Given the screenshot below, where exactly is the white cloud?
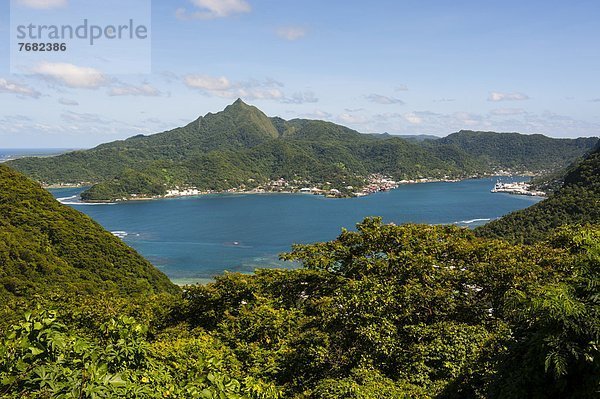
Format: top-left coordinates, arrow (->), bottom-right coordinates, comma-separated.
17,0 -> 67,9
61,111 -> 107,124
184,74 -> 305,102
184,75 -> 231,91
403,112 -> 423,125
362,108 -> 600,138
238,87 -> 284,101
490,108 -> 526,116
176,0 -> 251,20
282,91 -> 318,104
3,115 -> 33,122
276,26 -> 307,41
0,111 -> 176,147
160,71 -> 179,83
300,110 -> 332,119
109,84 -> 161,97
58,98 -> 79,106
31,62 -> 107,89
366,94 -> 405,105
488,91 -> 529,102
395,84 -> 409,91
338,113 -> 369,125
0,78 -> 41,98
453,111 -> 482,126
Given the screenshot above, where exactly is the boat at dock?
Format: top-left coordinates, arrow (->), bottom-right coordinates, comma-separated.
491,181 -> 546,197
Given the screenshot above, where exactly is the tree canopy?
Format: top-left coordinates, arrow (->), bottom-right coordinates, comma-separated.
2,215 -> 598,398
0,164 -> 179,316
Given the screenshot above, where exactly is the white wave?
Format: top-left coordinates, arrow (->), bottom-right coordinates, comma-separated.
112,231 -> 128,238
57,195 -> 78,202
454,218 -> 492,224
60,201 -> 116,206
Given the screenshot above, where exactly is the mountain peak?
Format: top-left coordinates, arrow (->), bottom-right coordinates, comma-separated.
225,98 -> 251,110
221,98 -> 255,115
198,99 -> 280,140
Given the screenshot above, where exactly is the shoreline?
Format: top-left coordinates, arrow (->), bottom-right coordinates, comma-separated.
50,174 -> 542,204
43,183 -> 88,189
490,180 -> 547,198
76,177 -> 470,203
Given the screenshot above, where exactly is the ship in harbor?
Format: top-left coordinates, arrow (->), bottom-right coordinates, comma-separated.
491,181 -> 546,197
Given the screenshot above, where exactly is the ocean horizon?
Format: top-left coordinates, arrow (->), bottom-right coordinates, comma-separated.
0,148 -> 78,162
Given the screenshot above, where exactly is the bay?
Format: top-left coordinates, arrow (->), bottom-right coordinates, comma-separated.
50,177 -> 542,284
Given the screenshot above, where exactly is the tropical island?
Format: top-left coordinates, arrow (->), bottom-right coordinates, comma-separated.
7,100 -> 598,202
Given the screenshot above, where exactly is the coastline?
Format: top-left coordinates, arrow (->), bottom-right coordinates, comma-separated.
76,177 -> 467,203
51,174 -> 541,204
490,180 -> 547,198
43,183 -> 88,189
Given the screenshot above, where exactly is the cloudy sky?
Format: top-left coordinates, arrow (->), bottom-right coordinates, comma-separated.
1,0 -> 599,148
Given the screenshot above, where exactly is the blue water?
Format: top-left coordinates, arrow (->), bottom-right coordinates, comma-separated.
50,177 -> 543,284
0,148 -> 75,162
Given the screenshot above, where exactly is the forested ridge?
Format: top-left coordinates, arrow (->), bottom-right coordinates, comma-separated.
437,130 -> 597,171
0,164 -> 178,303
7,100 -> 598,201
1,162 -> 599,398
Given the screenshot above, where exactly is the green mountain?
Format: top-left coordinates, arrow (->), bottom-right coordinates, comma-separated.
7,100 -> 598,201
0,164 -> 179,304
437,130 -> 598,171
476,143 -> 600,243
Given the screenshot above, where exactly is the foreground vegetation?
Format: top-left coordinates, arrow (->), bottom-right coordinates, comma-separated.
7,100 -> 597,201
1,219 -> 598,398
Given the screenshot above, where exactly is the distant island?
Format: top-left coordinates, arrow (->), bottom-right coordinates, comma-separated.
7,99 -> 598,202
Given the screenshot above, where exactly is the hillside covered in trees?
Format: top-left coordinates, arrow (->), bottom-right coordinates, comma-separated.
0,165 -> 598,398
0,164 -> 179,309
476,143 -> 600,243
1,217 -> 598,397
437,130 -> 597,171
7,100 -> 597,201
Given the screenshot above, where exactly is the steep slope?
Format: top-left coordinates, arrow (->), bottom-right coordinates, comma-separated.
6,99 -> 278,184
437,130 -> 598,171
7,101 -> 598,201
0,165 -> 179,303
476,144 -> 600,243
8,101 -> 480,201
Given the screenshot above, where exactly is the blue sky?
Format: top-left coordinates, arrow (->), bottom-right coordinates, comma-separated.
0,0 -> 599,148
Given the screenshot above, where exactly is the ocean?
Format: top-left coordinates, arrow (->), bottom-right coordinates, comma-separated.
0,148 -> 75,162
49,177 -> 542,285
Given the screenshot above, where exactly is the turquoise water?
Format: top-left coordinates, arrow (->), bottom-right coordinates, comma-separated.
50,177 -> 542,284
